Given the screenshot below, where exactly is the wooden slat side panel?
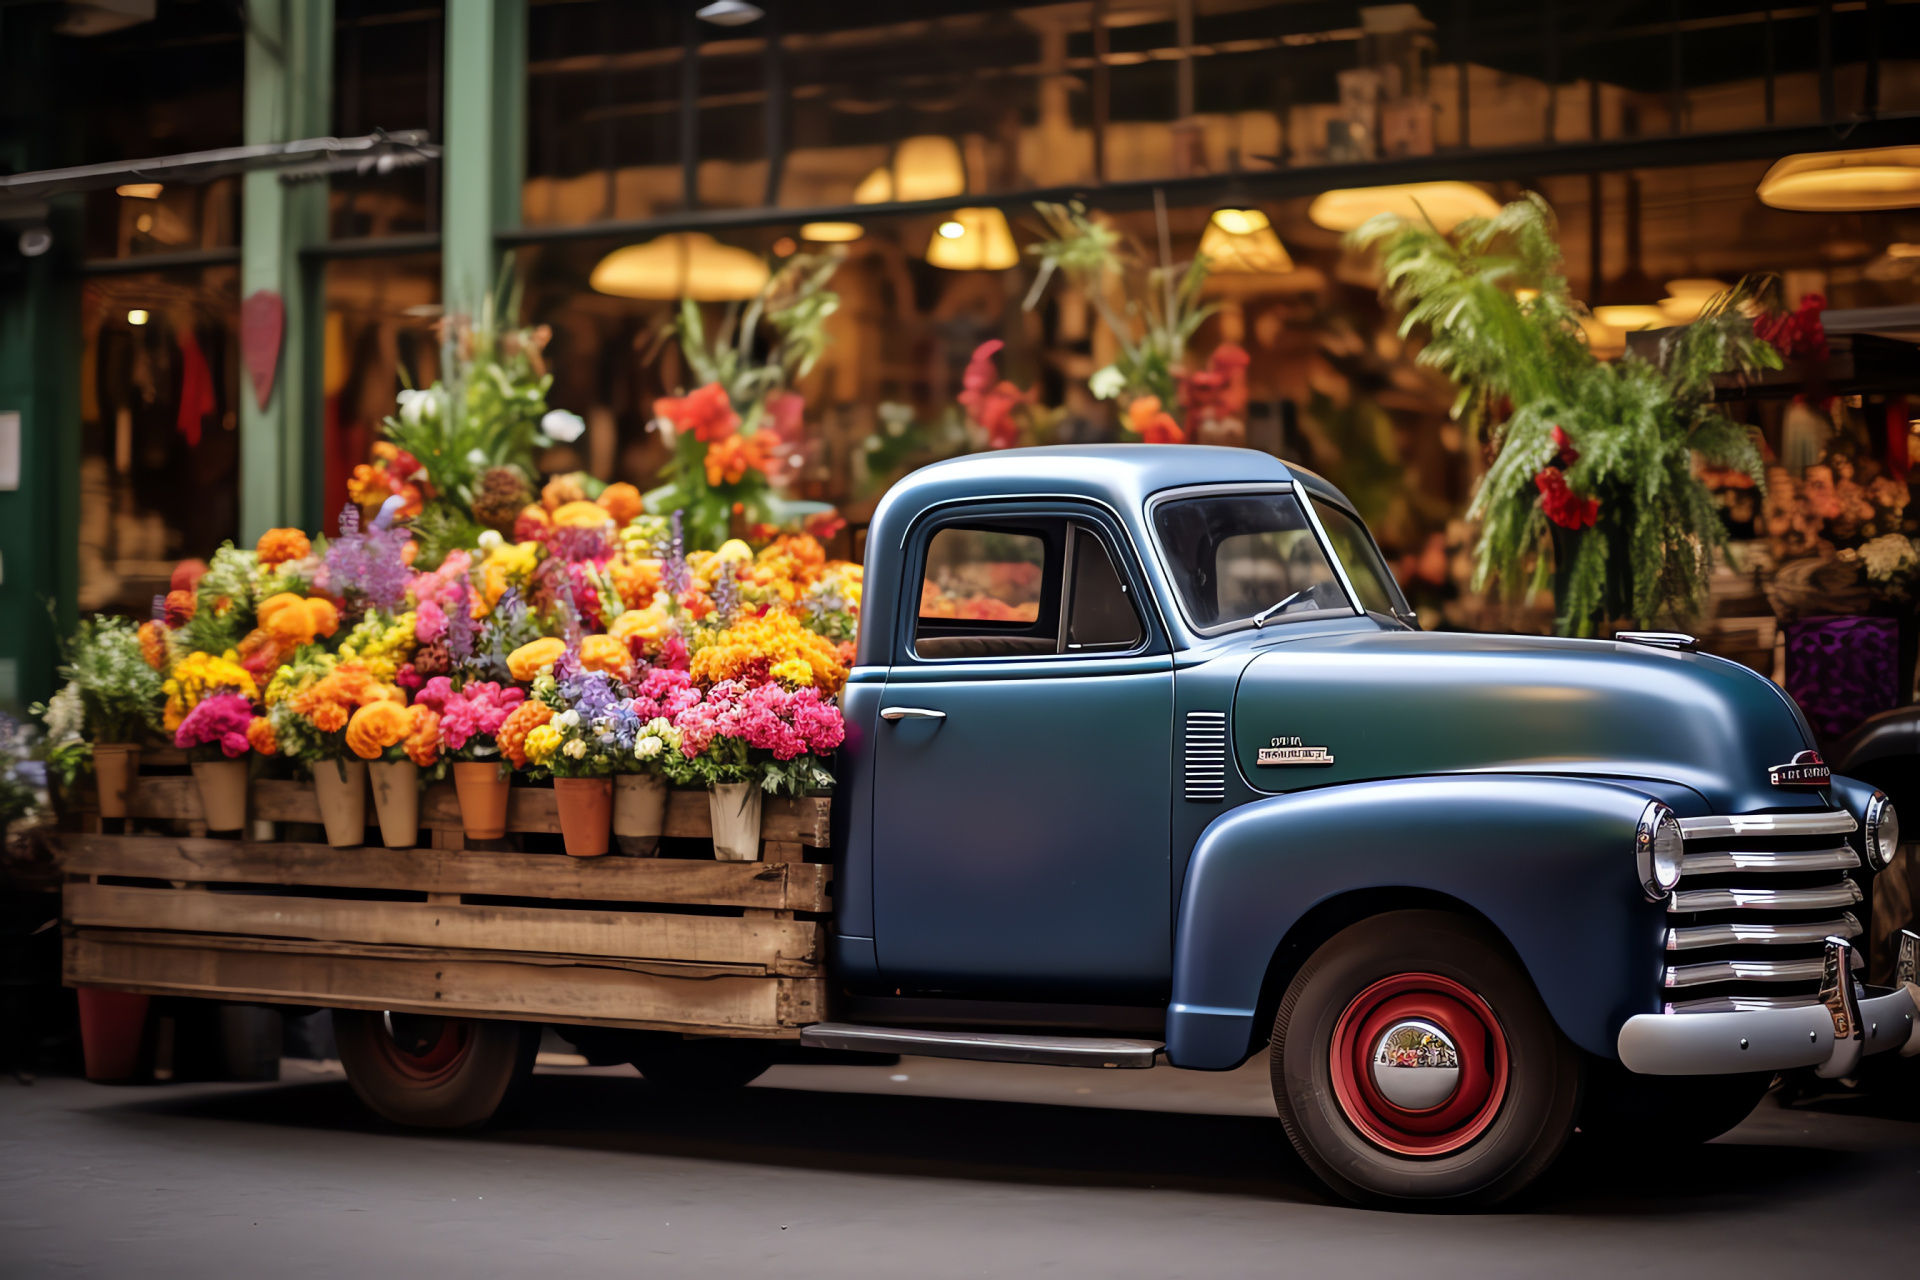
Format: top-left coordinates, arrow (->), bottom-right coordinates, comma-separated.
251,779 -> 321,824
126,776 -> 198,821
66,883 -> 821,971
55,834 -> 812,909
64,935 -> 799,1034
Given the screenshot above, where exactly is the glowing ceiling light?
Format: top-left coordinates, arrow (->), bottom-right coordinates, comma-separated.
925,207 -> 1018,271
589,232 -> 770,301
1656,278 -> 1730,323
799,221 -> 865,243
854,135 -> 967,205
127,309 -> 149,325
1591,304 -> 1668,332
1198,208 -> 1294,274
695,0 -> 763,26
1758,146 -> 1920,212
116,183 -> 162,199
1307,181 -> 1503,233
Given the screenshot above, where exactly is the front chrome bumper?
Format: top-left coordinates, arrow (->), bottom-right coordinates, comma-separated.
1617,932 -> 1920,1077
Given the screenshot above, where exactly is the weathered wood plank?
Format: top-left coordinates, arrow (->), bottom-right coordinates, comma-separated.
56,834 -> 832,912
126,775 -> 198,820
67,882 -> 822,972
252,779 -> 322,824
64,933 -> 815,1034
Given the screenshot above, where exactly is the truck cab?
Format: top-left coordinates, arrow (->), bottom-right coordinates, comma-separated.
807,443 -> 1920,1207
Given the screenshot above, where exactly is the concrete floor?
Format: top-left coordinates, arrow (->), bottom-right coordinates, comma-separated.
2,1051 -> 1917,1279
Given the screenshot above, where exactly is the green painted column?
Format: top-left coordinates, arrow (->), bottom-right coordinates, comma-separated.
442,0 -> 526,315
240,0 -> 332,543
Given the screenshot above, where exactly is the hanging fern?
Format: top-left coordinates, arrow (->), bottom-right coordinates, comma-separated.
1352,194 -> 1781,635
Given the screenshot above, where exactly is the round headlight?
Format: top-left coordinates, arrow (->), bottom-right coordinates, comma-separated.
1637,802 -> 1684,900
1864,791 -> 1899,871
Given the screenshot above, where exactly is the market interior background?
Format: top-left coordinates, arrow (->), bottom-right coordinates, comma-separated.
2,0 -> 1919,1076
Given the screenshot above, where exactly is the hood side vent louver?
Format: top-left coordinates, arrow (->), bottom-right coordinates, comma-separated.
1184,710 -> 1227,803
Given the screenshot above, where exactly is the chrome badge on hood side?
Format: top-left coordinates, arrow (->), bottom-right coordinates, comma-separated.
1769,750 -> 1832,788
1258,736 -> 1335,767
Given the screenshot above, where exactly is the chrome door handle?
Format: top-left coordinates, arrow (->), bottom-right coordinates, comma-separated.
880,707 -> 947,722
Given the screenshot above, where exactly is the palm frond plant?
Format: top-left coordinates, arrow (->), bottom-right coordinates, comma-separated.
1352,194 -> 1781,635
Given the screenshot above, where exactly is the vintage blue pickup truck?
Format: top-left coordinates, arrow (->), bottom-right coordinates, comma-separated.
786,443 -> 1920,1207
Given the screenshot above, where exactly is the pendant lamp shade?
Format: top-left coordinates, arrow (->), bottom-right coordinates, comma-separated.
1591,304 -> 1669,332
854,135 -> 967,205
1198,208 -> 1294,273
590,232 -> 770,301
1308,181 -> 1502,233
924,207 -> 1019,271
799,221 -> 865,242
1758,147 -> 1920,211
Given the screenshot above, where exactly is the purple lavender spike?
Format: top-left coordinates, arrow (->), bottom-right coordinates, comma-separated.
447,579 -> 474,661
151,594 -> 167,624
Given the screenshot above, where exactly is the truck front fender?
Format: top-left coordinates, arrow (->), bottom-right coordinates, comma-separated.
1167,774 -> 1669,1068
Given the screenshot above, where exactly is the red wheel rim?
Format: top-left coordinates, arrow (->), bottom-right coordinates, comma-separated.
1329,973 -> 1510,1157
371,1013 -> 473,1085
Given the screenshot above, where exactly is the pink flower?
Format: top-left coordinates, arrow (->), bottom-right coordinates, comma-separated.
414,599 -> 448,645
413,676 -> 454,713
409,550 -> 473,609
175,691 -> 256,757
630,666 -> 701,721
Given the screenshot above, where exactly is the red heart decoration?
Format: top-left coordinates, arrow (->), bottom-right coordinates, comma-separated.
241,289 -> 285,411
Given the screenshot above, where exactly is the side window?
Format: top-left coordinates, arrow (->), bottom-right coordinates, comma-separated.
1066,526 -> 1143,651
915,525 -> 1060,659
1309,499 -> 1407,618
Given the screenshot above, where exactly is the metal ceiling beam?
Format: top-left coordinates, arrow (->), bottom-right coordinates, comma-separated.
0,130 -> 436,204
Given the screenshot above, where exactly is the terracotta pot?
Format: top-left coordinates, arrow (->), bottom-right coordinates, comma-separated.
92,743 -> 141,819
369,759 -> 420,848
709,782 -> 763,861
77,987 -> 149,1082
612,773 -> 668,856
191,759 -> 249,831
311,757 -> 369,847
554,777 -> 613,858
452,761 -> 510,840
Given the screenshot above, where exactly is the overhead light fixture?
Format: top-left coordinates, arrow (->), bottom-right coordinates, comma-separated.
116,183 -> 162,199
1307,181 -> 1503,233
799,221 -> 865,243
924,207 -> 1018,271
1758,146 -> 1920,211
1198,208 -> 1295,274
854,135 -> 967,205
127,309 -> 149,326
1579,316 -> 1626,358
695,0 -> 763,26
590,232 -> 770,302
17,227 -> 51,257
1656,278 -> 1730,324
1591,304 -> 1668,332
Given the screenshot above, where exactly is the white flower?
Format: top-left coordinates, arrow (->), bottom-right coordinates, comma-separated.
555,709 -> 580,729
477,529 -> 504,551
562,739 -> 587,760
1859,534 -> 1919,582
465,448 -> 488,467
45,682 -> 84,745
541,409 -> 587,443
636,736 -> 662,759
397,387 -> 441,427
1088,365 -> 1126,400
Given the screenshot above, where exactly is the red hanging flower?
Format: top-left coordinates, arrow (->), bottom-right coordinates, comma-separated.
1535,466 -> 1600,530
654,382 -> 740,443
958,340 -> 1032,450
1753,293 -> 1829,362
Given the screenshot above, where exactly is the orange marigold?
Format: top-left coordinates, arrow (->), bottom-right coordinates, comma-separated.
258,593 -> 341,647
346,699 -> 410,760
598,482 -> 644,526
288,662 -> 393,736
579,633 -> 633,682
246,716 -> 278,756
507,636 -> 567,683
552,500 -> 613,530
403,704 -> 441,768
541,474 -> 587,511
496,699 -> 554,771
137,620 -> 170,671
256,527 -> 312,567
609,556 -> 663,611
703,431 -> 772,487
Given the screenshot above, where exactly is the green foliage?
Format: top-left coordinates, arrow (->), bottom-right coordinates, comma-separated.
32,682 -> 92,785
177,543 -> 258,656
61,617 -> 164,743
1025,201 -> 1215,412
1353,194 -> 1781,634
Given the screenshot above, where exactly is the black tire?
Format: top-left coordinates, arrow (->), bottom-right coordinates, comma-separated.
1271,910 -> 1583,1209
1579,1058 -> 1774,1147
628,1034 -> 775,1091
333,1010 -> 539,1129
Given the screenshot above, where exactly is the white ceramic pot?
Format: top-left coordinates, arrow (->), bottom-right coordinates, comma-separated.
612,773 -> 668,857
312,757 -> 369,848
708,782 -> 763,862
368,759 -> 420,848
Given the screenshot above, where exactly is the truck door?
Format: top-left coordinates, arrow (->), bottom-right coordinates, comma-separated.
871,506 -> 1174,1001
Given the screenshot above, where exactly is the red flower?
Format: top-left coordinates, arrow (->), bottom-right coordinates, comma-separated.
1754,293 -> 1829,362
957,341 -> 1032,449
1535,466 -> 1599,529
654,382 -> 740,444
1550,424 -> 1580,466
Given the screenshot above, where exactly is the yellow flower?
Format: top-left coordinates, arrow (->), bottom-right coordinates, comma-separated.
552,500 -> 614,530
522,723 -> 563,767
162,650 -> 259,731
337,611 -> 418,683
507,636 -> 567,683
480,540 -> 543,613
689,608 -> 847,693
769,657 -> 815,687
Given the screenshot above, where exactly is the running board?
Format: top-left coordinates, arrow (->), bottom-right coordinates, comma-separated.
798,1022 -> 1163,1069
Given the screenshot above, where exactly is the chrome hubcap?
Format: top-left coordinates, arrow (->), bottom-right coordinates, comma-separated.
1369,1018 -> 1461,1112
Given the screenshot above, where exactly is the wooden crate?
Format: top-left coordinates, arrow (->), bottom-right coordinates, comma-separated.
59,780 -> 832,1038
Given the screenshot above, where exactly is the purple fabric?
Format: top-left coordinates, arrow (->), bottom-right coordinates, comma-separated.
1785,615 -> 1899,741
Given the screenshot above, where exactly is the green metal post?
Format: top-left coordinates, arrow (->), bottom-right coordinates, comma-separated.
240,0 -> 332,543
443,0 -> 526,316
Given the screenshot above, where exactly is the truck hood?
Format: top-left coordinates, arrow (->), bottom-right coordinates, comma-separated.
1232,630 -> 1820,817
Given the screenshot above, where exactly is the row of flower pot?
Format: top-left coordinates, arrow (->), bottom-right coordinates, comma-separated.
95,742 -> 767,860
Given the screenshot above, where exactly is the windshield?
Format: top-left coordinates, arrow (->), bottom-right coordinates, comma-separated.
1309,498 -> 1408,619
1151,490 -> 1352,632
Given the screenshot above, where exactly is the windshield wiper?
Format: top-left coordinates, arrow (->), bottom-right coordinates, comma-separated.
1251,589 -> 1308,628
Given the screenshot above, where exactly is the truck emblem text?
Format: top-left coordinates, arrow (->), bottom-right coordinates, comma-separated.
1258,736 -> 1335,767
1767,749 -> 1831,788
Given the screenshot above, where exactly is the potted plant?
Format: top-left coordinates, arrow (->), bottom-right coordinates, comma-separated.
265,654 -> 400,847
346,699 -> 440,848
61,616 -> 164,819
612,666 -> 703,855
520,661 -> 637,858
671,679 -> 842,861
164,651 -> 262,832
412,676 -> 526,841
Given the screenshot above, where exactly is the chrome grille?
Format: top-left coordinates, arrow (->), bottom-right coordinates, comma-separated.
1183,711 -> 1227,803
1663,809 -> 1866,1011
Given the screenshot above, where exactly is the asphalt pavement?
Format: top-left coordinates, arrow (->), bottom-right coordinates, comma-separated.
2,1048 -> 1917,1278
